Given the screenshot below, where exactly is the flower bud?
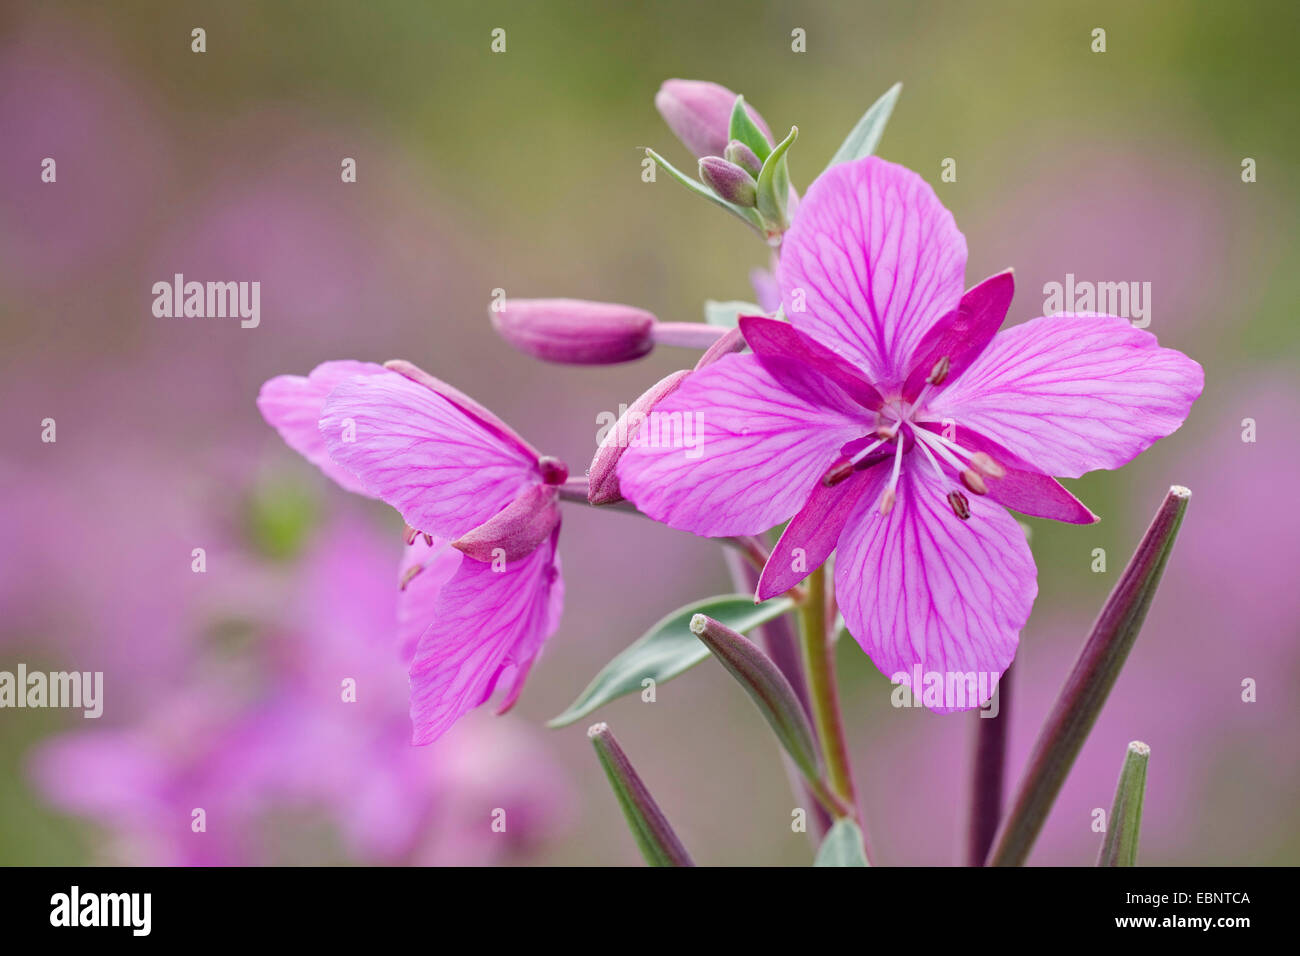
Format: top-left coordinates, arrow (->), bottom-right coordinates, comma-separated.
654,78 -> 772,159
491,298 -> 656,365
698,156 -> 758,208
724,139 -> 763,178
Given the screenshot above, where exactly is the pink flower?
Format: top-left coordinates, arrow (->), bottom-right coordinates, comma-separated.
258,359 -> 566,743
618,157 -> 1203,709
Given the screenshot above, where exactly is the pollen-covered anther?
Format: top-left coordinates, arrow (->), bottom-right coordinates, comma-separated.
879,487 -> 897,515
821,457 -> 854,487
969,452 -> 1006,479
927,355 -> 951,386
400,563 -> 424,591
947,490 -> 971,520
402,525 -> 419,546
960,469 -> 988,495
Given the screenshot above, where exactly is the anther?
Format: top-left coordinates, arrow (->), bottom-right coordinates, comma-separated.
947,490 -> 971,520
879,487 -> 897,515
927,355 -> 951,387
400,563 -> 424,591
402,525 -> 419,546
969,452 -> 1005,479
960,469 -> 988,495
822,457 -> 854,487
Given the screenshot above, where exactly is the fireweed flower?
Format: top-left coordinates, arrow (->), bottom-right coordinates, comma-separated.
258,359 -> 566,743
618,157 -> 1203,708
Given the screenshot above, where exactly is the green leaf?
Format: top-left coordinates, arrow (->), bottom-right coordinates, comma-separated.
645,148 -> 764,233
814,819 -> 870,866
825,82 -> 902,172
756,126 -> 799,232
548,593 -> 797,728
704,299 -> 763,327
728,95 -> 772,162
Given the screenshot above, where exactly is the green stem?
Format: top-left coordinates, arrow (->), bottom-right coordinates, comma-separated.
798,566 -> 861,826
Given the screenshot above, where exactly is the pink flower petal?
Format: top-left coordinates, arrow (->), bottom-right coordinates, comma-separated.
779,157 -> 967,389
901,269 -> 1015,402
928,314 -> 1204,478
756,468 -> 868,601
256,360 -> 390,495
616,353 -> 866,537
835,466 -> 1036,712
739,315 -> 884,410
397,537 -> 462,666
320,371 -> 540,539
408,528 -> 562,745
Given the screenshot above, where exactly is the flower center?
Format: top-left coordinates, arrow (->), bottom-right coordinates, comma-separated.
821,377 -> 1006,521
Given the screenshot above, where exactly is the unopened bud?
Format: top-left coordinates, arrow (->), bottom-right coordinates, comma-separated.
699,156 -> 758,207
491,298 -> 656,365
724,139 -> 762,177
654,78 -> 773,159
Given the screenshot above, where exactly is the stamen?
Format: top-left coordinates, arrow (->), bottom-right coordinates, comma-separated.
969,451 -> 1006,479
914,428 -> 968,474
849,437 -> 886,467
947,490 -> 971,520
403,525 -> 419,546
423,532 -> 434,547
821,457 -> 854,487
961,469 -> 988,495
927,355 -> 950,386
400,563 -> 424,590
879,434 -> 906,515
908,422 -> 948,483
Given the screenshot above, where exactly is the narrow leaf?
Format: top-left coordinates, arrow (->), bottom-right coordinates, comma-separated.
548,594 -> 797,727
645,147 -> 764,233
825,82 -> 902,172
756,126 -> 799,231
814,819 -> 869,866
690,614 -> 820,783
588,722 -> 694,866
704,299 -> 763,327
728,94 -> 772,162
988,486 -> 1190,866
1097,741 -> 1149,867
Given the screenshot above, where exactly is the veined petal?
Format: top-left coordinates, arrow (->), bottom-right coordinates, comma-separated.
835,466 -> 1036,712
617,353 -> 866,537
739,315 -> 884,410
928,314 -> 1204,478
901,269 -> 1015,402
778,157 -> 967,388
757,469 -> 868,601
256,360 -> 390,496
914,423 -> 1097,524
409,528 -> 562,745
396,537 -> 462,666
320,371 -> 539,539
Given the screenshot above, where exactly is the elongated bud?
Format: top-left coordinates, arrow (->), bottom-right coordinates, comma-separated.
451,483 -> 560,563
655,78 -> 772,159
1097,741 -> 1149,867
698,156 -> 758,207
690,614 -> 822,785
724,139 -> 762,177
587,722 -> 695,866
491,298 -> 656,365
989,486 -> 1191,866
588,370 -> 690,505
